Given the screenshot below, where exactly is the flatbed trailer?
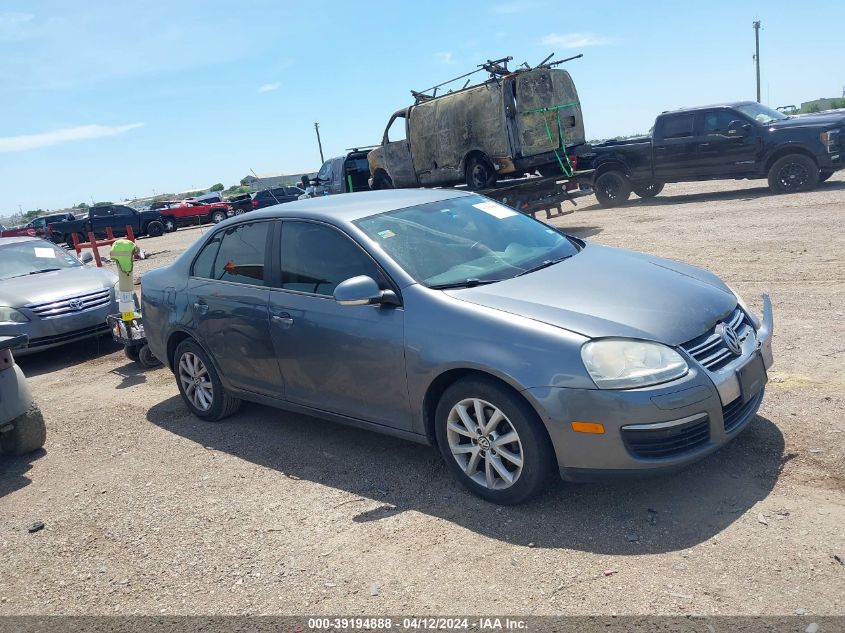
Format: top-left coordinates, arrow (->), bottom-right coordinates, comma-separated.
468,169 -> 594,219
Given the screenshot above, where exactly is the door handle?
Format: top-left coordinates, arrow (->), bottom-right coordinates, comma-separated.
272,313 -> 294,329
698,142 -> 711,147
192,302 -> 209,315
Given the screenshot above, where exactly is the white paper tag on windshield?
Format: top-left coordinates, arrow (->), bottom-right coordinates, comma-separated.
33,247 -> 56,258
473,201 -> 517,219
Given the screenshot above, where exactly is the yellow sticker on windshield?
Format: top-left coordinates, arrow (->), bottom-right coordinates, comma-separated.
473,201 -> 517,219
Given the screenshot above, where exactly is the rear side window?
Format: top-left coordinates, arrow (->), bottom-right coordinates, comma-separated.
279,221 -> 384,296
660,114 -> 695,139
192,222 -> 269,285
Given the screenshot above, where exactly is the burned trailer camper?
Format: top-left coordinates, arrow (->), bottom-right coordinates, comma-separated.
368,56 -> 588,190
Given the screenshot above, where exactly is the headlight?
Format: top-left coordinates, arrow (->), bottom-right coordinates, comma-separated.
0,306 -> 30,324
726,284 -> 759,328
581,339 -> 688,389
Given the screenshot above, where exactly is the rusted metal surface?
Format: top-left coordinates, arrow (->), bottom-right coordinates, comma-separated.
368,67 -> 586,189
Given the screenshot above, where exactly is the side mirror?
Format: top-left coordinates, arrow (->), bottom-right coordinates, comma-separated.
727,120 -> 751,136
80,251 -> 94,264
333,275 -> 400,307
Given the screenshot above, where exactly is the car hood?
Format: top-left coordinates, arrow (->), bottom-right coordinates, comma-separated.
447,243 -> 737,346
0,266 -> 117,307
768,113 -> 845,129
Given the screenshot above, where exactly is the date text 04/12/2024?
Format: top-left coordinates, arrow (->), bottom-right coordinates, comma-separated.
306,617 -> 527,630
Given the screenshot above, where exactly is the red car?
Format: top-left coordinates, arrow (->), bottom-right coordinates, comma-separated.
158,200 -> 232,232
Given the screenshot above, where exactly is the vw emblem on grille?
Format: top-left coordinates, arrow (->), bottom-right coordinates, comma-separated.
715,322 -> 742,355
68,299 -> 84,311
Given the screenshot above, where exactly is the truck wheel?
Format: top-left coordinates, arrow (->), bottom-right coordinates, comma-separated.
819,169 -> 834,183
465,155 -> 497,189
138,344 -> 162,368
146,221 -> 165,237
1,405 -> 47,456
632,181 -> 664,198
768,154 -> 819,193
372,172 -> 394,190
594,170 -> 632,207
211,210 -> 227,224
163,218 -> 176,233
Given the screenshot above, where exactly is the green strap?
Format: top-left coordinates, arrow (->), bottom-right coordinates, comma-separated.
522,101 -> 578,177
347,175 -> 354,193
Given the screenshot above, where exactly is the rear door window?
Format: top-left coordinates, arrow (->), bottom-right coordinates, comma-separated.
192,221 -> 269,285
659,114 -> 695,139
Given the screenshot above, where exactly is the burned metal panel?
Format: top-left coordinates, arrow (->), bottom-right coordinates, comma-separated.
514,68 -> 585,158
409,83 -> 511,186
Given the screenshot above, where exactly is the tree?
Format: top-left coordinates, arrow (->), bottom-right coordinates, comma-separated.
209,183 -> 224,192
93,201 -> 113,206
73,202 -> 89,209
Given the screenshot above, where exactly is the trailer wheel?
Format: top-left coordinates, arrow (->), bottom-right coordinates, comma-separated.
138,344 -> 162,368
594,170 -> 632,208
146,221 -> 165,237
632,181 -> 664,198
465,155 -> 497,189
1,405 -> 47,456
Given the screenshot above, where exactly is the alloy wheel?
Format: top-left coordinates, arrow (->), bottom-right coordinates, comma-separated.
777,162 -> 809,191
178,351 -> 213,411
446,398 -> 524,490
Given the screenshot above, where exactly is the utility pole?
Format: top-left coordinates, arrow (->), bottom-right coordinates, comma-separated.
314,122 -> 325,164
753,20 -> 761,103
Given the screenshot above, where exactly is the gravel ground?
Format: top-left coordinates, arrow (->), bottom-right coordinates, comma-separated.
1,175 -> 843,616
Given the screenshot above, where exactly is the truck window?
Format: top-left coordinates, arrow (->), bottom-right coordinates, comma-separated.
386,114 -> 407,142
702,111 -> 736,135
317,160 -> 333,182
660,114 -> 695,139
113,206 -> 135,217
91,207 -> 112,217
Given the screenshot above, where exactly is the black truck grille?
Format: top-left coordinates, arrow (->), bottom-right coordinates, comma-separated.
622,417 -> 711,459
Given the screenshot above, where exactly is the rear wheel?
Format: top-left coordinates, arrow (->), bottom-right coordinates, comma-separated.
819,169 -> 834,183
0,405 -> 47,456
632,181 -> 664,198
173,339 -> 240,421
465,155 -> 497,189
593,170 -> 632,207
435,377 -> 555,504
767,154 -> 819,193
211,210 -> 227,224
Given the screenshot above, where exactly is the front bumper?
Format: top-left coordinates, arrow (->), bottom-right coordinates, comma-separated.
526,295 -> 774,480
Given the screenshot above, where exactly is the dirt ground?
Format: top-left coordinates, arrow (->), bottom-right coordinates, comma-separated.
1,175 -> 843,617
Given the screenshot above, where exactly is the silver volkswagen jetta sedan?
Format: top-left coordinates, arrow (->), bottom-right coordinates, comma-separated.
0,237 -> 118,355
142,190 -> 773,504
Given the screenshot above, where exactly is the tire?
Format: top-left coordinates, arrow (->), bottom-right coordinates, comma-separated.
767,154 -> 819,194
371,172 -> 393,190
124,345 -> 141,362
632,181 -> 664,198
434,376 -> 555,505
465,155 -> 497,189
1,405 -> 47,456
163,218 -> 177,233
211,210 -> 227,224
173,339 -> 240,421
819,169 -> 834,183
138,344 -> 162,368
146,221 -> 165,237
233,209 -> 245,216
593,170 -> 632,207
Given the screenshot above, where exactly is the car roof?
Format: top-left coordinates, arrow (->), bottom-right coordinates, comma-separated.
242,188 -> 473,223
0,236 -> 42,246
659,101 -> 757,115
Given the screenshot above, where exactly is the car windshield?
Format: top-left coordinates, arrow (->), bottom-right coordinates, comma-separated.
736,102 -> 788,124
0,240 -> 83,280
354,195 -> 581,288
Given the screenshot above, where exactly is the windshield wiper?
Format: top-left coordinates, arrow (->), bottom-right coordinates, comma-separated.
515,255 -> 573,277
28,268 -> 61,275
429,278 -> 503,290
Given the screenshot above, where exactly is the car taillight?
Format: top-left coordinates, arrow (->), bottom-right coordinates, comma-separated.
251,200 -> 258,207
568,155 -> 578,171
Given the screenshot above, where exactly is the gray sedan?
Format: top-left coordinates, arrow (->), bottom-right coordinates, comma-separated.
0,237 -> 118,355
141,190 -> 773,504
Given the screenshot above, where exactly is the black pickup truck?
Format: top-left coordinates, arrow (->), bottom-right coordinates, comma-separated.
49,204 -> 166,247
586,101 -> 844,207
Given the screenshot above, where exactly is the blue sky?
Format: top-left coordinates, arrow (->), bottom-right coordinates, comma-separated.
1,0 -> 843,212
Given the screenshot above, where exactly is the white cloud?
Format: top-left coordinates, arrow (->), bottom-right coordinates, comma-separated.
436,51 -> 455,65
539,32 -> 611,48
0,123 -> 143,153
257,82 -> 280,93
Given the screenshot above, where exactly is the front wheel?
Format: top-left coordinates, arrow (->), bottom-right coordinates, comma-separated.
434,377 -> 555,504
593,170 -> 632,207
0,405 -> 47,456
173,340 -> 240,421
632,181 -> 664,198
768,154 -> 819,194
146,221 -> 165,237
211,210 -> 227,224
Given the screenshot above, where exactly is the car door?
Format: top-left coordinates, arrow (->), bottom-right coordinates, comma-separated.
267,219 -> 411,429
111,205 -> 137,236
652,113 -> 698,180
89,206 -> 114,236
381,110 -> 419,188
186,220 -> 285,397
696,109 -> 761,176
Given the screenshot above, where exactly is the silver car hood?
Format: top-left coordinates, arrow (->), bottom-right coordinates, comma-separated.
0,266 -> 117,307
447,243 -> 737,346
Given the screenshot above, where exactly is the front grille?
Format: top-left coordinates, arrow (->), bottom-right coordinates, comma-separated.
682,307 -> 753,371
27,323 -> 110,349
722,388 -> 765,433
622,417 -> 711,459
26,288 -> 112,318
